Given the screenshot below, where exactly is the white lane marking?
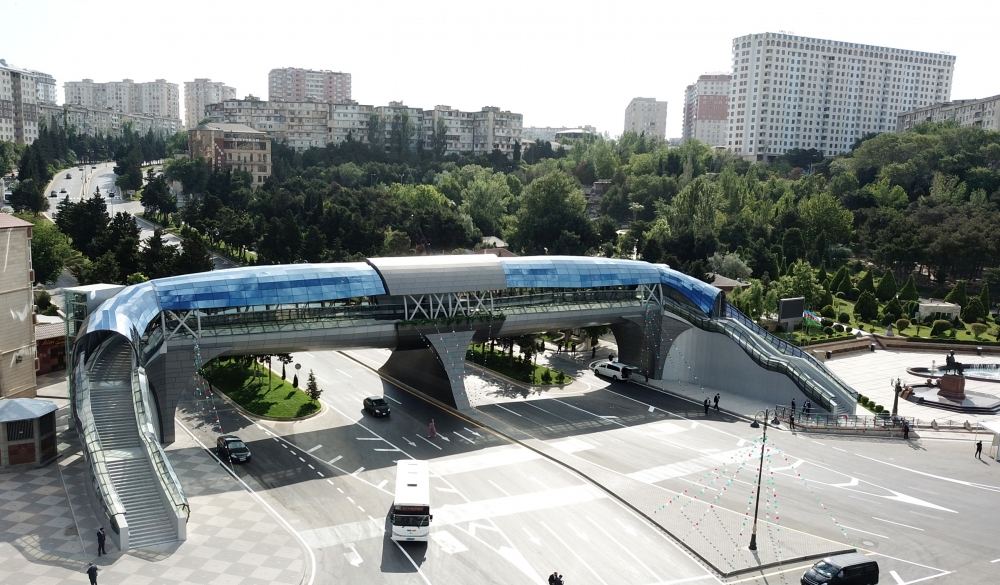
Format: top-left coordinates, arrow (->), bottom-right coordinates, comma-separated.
586,517 -> 663,583
854,453 -> 1000,493
487,479 -> 511,497
402,436 -> 417,447
357,506 -> 365,512
833,447 -> 848,453
871,517 -> 924,531
435,486 -> 459,494
383,394 -> 401,404
351,467 -> 365,476
491,403 -> 524,417
176,421 -> 317,585
432,446 -> 539,476
452,431 -> 475,444
539,520 -> 611,585
337,488 -> 344,494
648,406 -> 655,413
327,455 -> 343,464
307,444 -> 323,453
550,437 -> 596,454
431,529 -> 469,554
657,577 -> 717,584
344,542 -> 363,567
326,479 -> 336,486
839,524 -> 889,539
346,497 -> 355,504
463,427 -> 482,437
336,369 -> 353,378
298,457 -> 306,463
272,437 -> 280,442
374,448 -> 401,452
771,459 -> 805,472
418,436 -> 443,450
317,472 -> 324,478
376,479 -> 388,490
990,558 -> 1000,563
680,477 -> 719,492
889,570 -> 905,585
356,437 -> 384,441
308,464 -> 315,470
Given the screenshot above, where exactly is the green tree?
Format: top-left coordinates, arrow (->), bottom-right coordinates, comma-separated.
114,142 -> 144,193
140,175 -> 176,217
979,282 -> 991,311
798,192 -> 853,246
963,296 -> 986,322
781,228 -> 805,263
897,275 -> 919,302
944,280 -> 968,308
707,251 -> 751,280
126,272 -> 149,285
19,214 -> 76,284
770,260 -> 823,309
854,290 -> 879,322
970,322 -> 988,339
459,172 -> 511,237
510,171 -> 595,255
381,227 -> 410,255
875,270 -> 897,302
98,212 -> 142,279
856,271 -> 875,295
141,228 -> 179,279
306,369 -> 322,401
430,118 -> 448,160
10,178 -> 47,213
174,226 -> 213,274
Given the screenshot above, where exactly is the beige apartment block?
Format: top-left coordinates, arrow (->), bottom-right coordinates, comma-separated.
0,215 -> 36,399
683,74 -> 731,147
268,67 -> 351,103
189,123 -> 272,186
624,97 -> 668,140
184,79 -> 236,129
728,32 -> 955,160
897,94 -> 1000,132
204,98 -> 329,151
39,103 -> 180,137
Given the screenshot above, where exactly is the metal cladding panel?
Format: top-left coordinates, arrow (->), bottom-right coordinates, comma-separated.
656,264 -> 721,316
368,255 -> 507,295
152,263 -> 385,310
500,256 -> 662,289
85,282 -> 161,341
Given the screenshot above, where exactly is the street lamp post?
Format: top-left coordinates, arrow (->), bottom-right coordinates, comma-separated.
748,408 -> 778,551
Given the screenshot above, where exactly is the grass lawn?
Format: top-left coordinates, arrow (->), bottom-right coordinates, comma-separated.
831,297 -> 999,342
467,344 -> 568,385
202,358 -> 320,419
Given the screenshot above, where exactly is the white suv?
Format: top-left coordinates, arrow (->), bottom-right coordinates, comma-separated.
591,360 -> 637,381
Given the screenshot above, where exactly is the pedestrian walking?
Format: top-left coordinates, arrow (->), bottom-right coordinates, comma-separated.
548,571 -> 559,585
791,399 -> 796,415
803,401 -> 811,417
85,562 -> 99,585
96,527 -> 106,556
902,420 -> 910,439
713,393 -> 720,411
703,398 -> 710,416
557,574 -> 565,585
591,346 -> 597,358
976,440 -> 983,459
789,412 -> 795,430
428,418 -> 437,439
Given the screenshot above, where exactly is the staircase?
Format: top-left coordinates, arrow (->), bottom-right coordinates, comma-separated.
89,342 -> 178,548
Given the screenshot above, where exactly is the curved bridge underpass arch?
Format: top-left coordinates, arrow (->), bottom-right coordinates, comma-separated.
67,255 -> 856,550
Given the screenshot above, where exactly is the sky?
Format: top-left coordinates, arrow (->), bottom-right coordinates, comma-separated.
4,0 -> 998,138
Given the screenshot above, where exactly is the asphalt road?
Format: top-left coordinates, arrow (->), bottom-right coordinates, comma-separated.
182,348 -> 1000,585
179,351 -> 719,585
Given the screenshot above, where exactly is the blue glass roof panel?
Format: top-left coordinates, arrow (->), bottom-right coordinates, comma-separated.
500,256 -> 662,289
656,264 -> 722,316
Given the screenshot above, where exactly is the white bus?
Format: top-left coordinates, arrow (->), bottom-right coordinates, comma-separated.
390,459 -> 432,542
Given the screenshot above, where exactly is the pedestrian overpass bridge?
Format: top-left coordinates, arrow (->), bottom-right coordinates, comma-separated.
67,255 -> 857,550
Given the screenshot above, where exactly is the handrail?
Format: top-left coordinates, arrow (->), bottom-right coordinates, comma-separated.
73,343 -> 128,529
132,361 -> 189,521
660,297 -> 843,413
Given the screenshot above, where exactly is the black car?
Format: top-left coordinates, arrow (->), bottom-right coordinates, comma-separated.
59,187 -> 67,193
363,396 -> 391,417
216,435 -> 251,463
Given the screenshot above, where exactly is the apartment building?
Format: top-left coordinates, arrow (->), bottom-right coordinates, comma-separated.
0,59 -> 57,145
38,103 -> 181,137
624,98 -> 668,139
728,32 -> 955,160
64,78 -> 181,121
0,214 -> 36,399
683,74 -> 731,147
897,94 -> 1000,132
210,98 -> 522,156
184,78 -> 235,129
188,122 -> 271,186
204,98 -> 329,150
268,67 -> 351,103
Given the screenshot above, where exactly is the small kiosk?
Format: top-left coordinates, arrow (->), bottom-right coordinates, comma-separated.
982,419 -> 1000,462
0,398 -> 58,468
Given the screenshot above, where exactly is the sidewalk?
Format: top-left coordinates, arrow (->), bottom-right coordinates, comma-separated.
0,374 -> 307,585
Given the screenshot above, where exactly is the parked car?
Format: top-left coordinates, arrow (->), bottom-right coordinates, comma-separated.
50,190 -> 57,196
59,187 -> 67,193
216,435 -> 251,463
77,167 -> 84,171
800,553 -> 878,584
91,165 -> 97,169
590,359 -> 638,381
65,173 -> 72,179
363,396 -> 391,417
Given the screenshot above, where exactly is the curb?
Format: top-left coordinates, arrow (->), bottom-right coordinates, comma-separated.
204,379 -> 324,422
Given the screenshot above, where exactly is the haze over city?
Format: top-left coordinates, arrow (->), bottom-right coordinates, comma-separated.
5,0 -> 998,136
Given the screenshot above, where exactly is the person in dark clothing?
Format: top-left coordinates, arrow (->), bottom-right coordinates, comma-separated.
704,398 -> 710,416
713,393 -> 720,411
976,440 -> 983,459
791,399 -> 796,415
789,412 -> 795,430
86,562 -> 99,585
902,421 -> 910,439
96,527 -> 106,556
549,571 -> 558,585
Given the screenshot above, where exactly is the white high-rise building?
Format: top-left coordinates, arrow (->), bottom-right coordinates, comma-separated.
0,59 -> 57,144
268,67 -> 351,103
898,95 -> 1000,133
64,78 -> 180,121
184,79 -> 236,129
683,74 -> 731,147
624,98 -> 668,139
728,32 -> 955,160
